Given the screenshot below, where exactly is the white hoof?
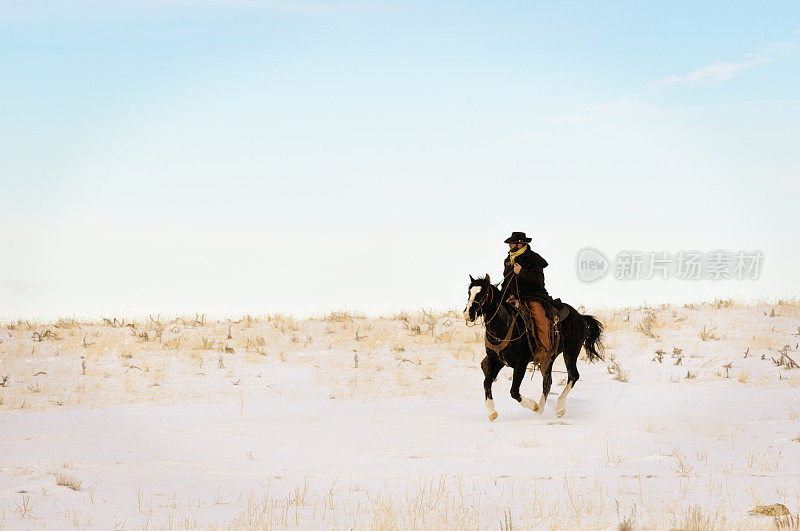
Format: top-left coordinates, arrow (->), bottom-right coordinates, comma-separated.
520,397 -> 538,412
486,399 -> 498,421
537,395 -> 547,415
555,382 -> 572,419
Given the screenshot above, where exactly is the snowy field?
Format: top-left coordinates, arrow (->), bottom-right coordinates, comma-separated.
1,301 -> 800,529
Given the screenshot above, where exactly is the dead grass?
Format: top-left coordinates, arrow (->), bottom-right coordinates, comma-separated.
519,435 -> 541,448
634,312 -> 661,338
775,514 -> 800,530
604,444 -> 627,468
1,302 -> 797,410
2,302 -> 800,528
54,470 -> 82,491
669,449 -> 694,477
607,355 -> 629,382
29,477 -> 783,530
700,325 -> 721,341
668,505 -> 727,530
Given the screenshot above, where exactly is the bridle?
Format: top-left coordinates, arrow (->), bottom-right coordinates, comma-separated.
464,273 -> 528,345
464,284 -> 495,328
465,269 -> 514,325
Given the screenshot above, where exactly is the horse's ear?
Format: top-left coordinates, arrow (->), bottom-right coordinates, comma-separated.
469,274 -> 474,282
484,274 -> 491,283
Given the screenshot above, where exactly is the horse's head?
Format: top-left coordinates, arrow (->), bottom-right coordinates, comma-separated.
464,274 -> 493,322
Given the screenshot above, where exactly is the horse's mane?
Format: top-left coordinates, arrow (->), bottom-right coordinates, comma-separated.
481,279 -> 515,317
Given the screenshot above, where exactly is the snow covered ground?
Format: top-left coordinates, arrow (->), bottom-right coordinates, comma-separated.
1,301 -> 800,528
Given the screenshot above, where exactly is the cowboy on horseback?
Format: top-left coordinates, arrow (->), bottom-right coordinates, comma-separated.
463,233 -> 604,421
464,234 -> 604,420
502,231 -> 555,358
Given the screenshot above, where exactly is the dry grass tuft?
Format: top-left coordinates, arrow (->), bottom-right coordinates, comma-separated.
519,435 -> 541,448
669,450 -> 693,477
669,505 -> 726,530
604,444 -> 627,468
634,312 -> 660,338
14,493 -> 40,519
616,500 -> 636,531
322,310 -> 363,322
606,355 -> 629,383
749,503 -> 790,517
54,470 -> 83,491
699,325 -> 720,341
775,513 -> 800,530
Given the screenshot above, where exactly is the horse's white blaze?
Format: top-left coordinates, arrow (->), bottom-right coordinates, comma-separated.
556,381 -> 573,417
464,285 -> 482,321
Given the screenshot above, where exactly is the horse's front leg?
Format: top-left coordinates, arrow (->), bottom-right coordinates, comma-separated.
481,354 -> 503,421
537,359 -> 554,415
510,363 -> 538,412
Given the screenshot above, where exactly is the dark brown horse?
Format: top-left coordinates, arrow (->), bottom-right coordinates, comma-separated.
464,275 -> 603,420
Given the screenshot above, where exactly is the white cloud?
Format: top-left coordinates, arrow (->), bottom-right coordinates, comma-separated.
649,31 -> 800,89
649,56 -> 773,88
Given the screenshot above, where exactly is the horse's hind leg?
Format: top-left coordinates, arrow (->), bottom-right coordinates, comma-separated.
481,354 -> 503,421
556,349 -> 580,418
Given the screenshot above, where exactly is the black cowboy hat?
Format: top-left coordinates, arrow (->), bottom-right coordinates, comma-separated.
504,231 -> 532,244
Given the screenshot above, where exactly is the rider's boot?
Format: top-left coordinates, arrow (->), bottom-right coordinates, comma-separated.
526,301 -> 554,359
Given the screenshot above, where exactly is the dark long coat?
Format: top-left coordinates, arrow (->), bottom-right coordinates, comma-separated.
501,246 -> 553,306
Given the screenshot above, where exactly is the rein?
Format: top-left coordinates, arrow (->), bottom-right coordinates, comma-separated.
484,318 -> 516,354
466,271 -> 528,351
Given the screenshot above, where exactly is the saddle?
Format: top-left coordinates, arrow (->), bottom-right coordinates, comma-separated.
507,297 -> 568,367
548,298 -> 571,322
507,297 -> 569,322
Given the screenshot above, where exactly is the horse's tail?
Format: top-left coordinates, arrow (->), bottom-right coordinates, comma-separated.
582,315 -> 604,362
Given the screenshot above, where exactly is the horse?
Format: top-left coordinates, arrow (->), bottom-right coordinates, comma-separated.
463,274 -> 603,421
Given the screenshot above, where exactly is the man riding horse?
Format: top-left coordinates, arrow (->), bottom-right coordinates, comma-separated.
463,233 -> 603,420
502,231 -> 556,358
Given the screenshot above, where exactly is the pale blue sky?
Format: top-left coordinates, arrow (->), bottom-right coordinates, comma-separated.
2,1 -> 799,318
